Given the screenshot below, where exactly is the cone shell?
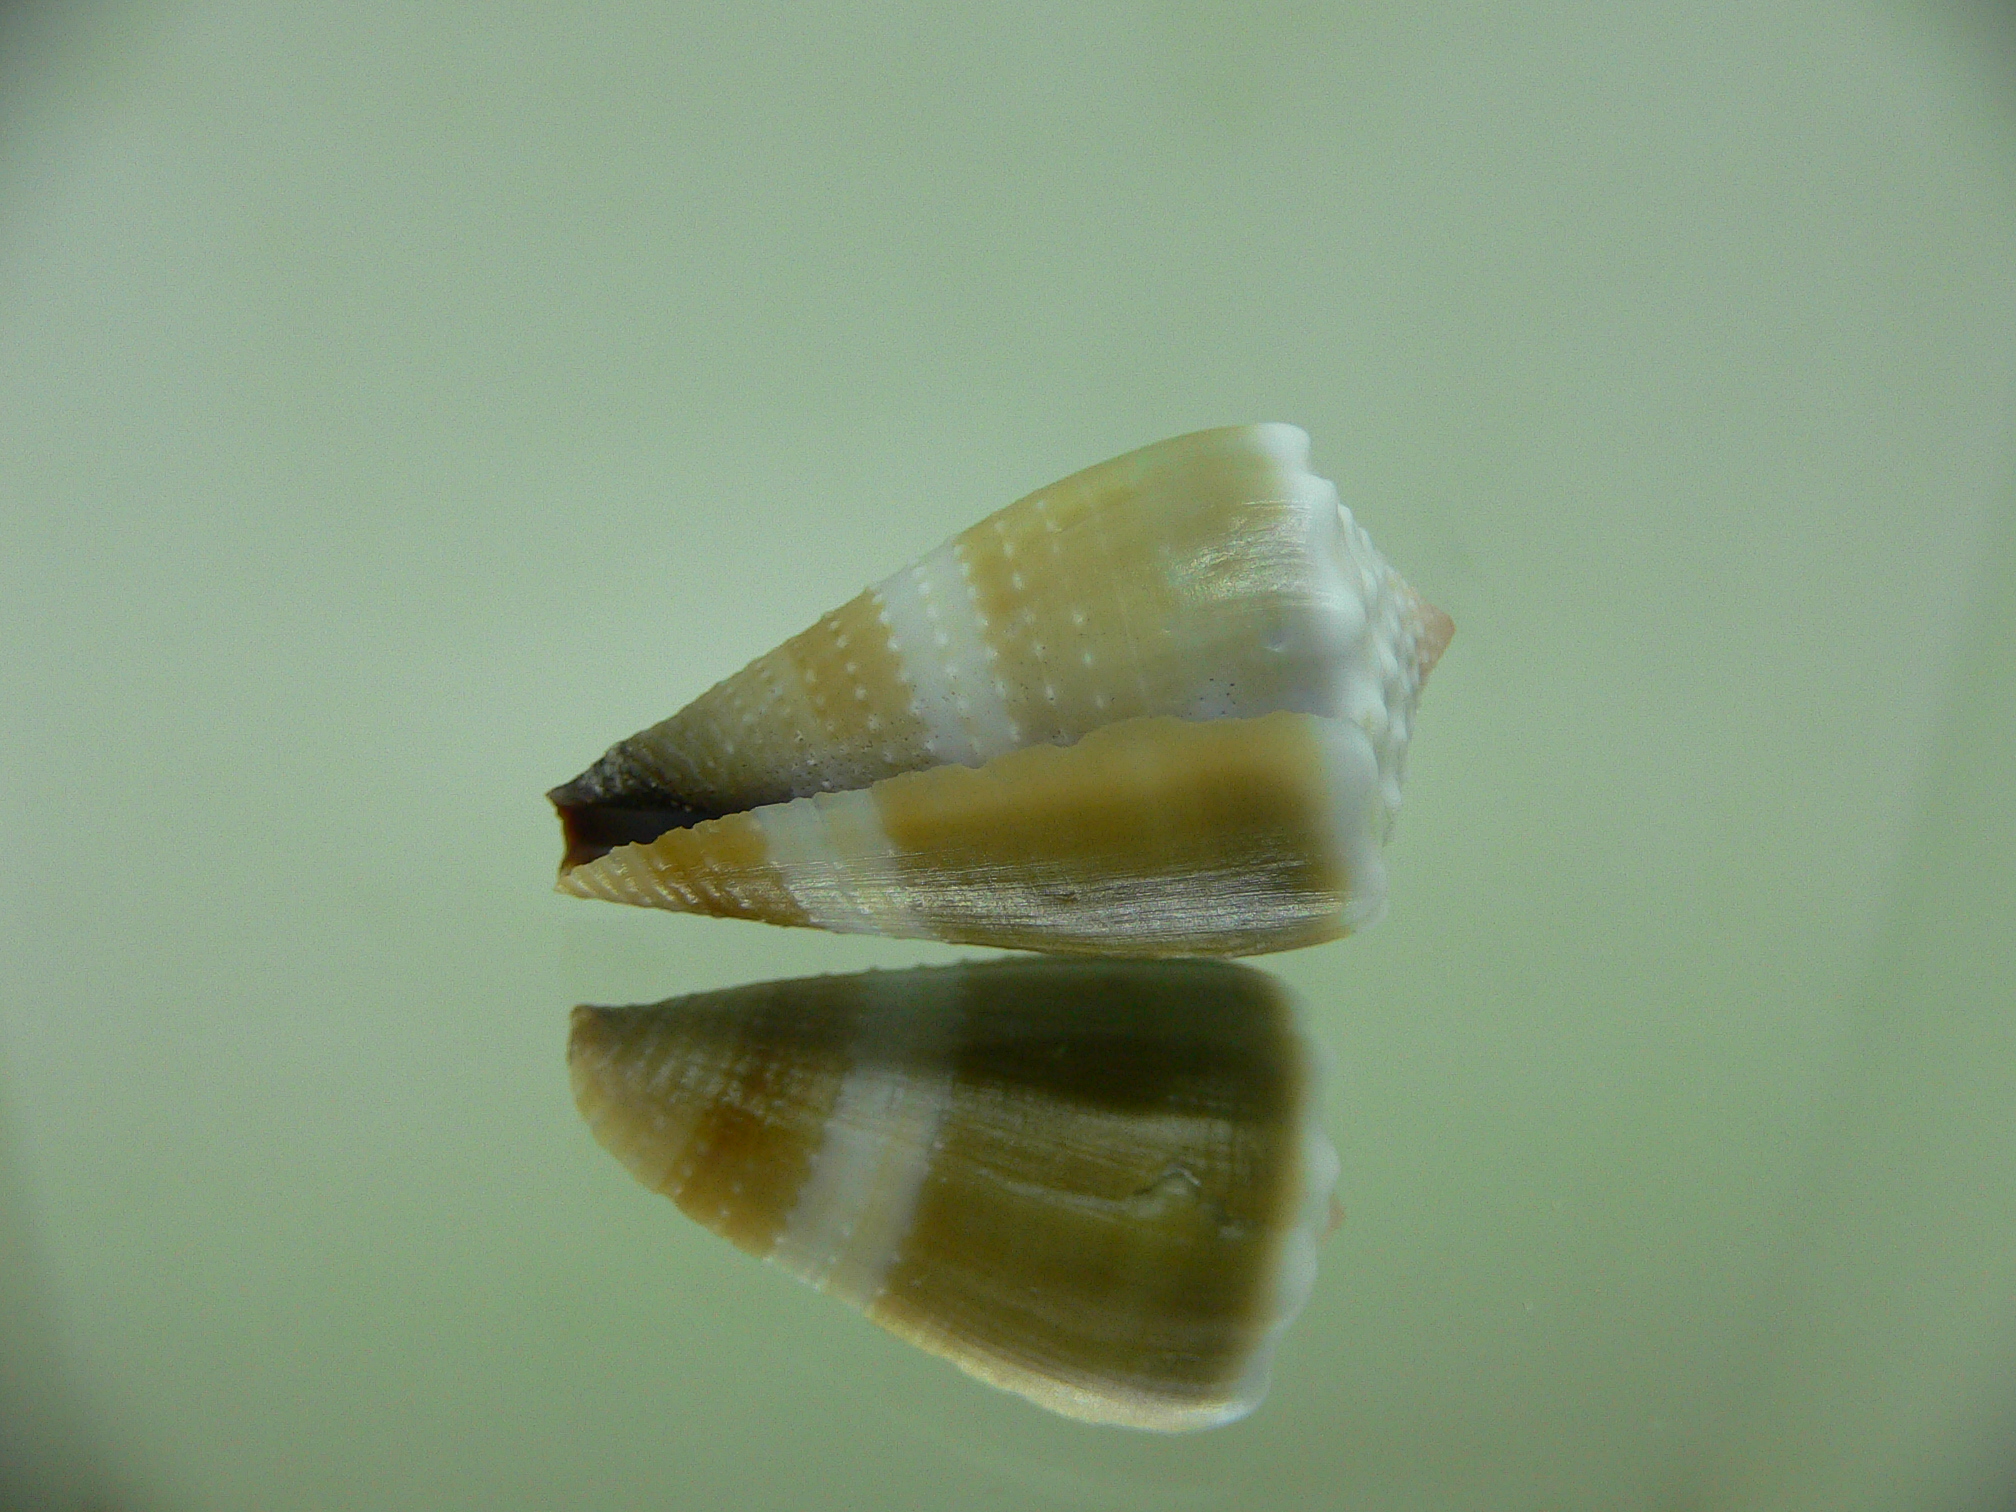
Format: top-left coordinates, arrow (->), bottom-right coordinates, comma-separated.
552,425 -> 1450,955
567,958 -> 1339,1430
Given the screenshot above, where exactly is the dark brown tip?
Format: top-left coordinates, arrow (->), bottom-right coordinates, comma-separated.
549,778 -> 727,872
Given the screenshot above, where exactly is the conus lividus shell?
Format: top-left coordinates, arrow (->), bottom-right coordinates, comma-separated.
567,958 -> 1339,1430
551,424 -> 1450,957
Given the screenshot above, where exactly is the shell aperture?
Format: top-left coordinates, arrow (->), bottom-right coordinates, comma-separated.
550,425 -> 1449,956
567,957 -> 1339,1430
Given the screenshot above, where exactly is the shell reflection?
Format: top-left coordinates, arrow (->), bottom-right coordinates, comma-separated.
551,425 -> 1449,957
568,957 -> 1339,1430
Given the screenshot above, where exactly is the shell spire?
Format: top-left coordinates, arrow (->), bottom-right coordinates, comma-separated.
550,426 -> 1449,956
567,958 -> 1340,1430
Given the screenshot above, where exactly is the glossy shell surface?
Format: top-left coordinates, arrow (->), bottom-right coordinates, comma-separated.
551,425 -> 1449,956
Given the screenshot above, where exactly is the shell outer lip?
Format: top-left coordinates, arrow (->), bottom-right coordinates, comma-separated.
554,711 -> 1378,959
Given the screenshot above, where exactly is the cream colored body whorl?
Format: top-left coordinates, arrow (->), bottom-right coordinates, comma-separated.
567,958 -> 1339,1430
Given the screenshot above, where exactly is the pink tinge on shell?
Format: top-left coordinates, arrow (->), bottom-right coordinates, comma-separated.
1407,588 -> 1455,683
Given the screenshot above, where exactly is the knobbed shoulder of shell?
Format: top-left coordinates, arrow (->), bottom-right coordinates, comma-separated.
548,424 -> 1451,958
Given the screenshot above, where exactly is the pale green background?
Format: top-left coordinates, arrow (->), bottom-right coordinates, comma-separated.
3,3 -> 2015,1509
